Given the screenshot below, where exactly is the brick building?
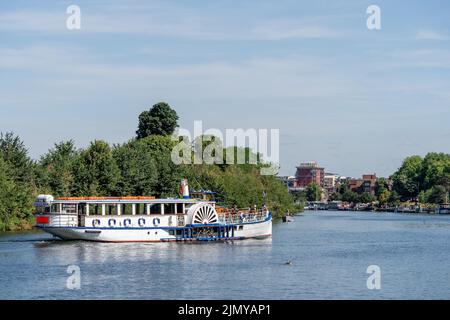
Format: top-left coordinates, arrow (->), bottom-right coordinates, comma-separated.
348,174 -> 377,195
295,161 -> 325,188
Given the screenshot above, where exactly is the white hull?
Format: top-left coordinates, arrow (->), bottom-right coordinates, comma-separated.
34,196 -> 272,243
38,219 -> 272,242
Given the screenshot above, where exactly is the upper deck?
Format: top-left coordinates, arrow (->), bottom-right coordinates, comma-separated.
33,195 -> 214,217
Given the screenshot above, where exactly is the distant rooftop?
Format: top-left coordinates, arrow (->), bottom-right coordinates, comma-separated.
297,161 -> 323,168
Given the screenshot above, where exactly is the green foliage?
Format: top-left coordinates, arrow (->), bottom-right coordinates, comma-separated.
375,178 -> 389,198
392,153 -> 450,204
377,189 -> 391,205
359,192 -> 376,204
304,183 -> 321,202
112,139 -> 158,196
71,140 -> 120,196
328,192 -> 342,201
419,185 -> 448,204
0,132 -> 34,184
136,102 -> 179,138
182,161 -> 293,218
0,133 -> 35,231
388,190 -> 401,206
391,155 -> 423,200
39,140 -> 78,197
123,135 -> 181,197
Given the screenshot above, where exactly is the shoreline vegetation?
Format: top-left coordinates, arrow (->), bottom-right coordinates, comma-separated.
0,103 -> 295,232
1,102 -> 449,231
294,153 -> 450,213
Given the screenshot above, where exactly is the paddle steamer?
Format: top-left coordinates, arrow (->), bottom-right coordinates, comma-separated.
33,180 -> 272,242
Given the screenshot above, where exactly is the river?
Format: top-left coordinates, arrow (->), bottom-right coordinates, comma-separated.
1,211 -> 450,299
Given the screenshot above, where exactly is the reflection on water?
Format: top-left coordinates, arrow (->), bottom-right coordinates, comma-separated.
1,211 -> 450,299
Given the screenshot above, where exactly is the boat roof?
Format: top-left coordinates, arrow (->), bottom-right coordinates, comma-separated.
48,196 -> 211,205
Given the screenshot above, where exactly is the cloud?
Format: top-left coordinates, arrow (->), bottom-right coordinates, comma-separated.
415,29 -> 448,40
0,44 -> 358,104
0,7 -> 343,40
251,20 -> 342,40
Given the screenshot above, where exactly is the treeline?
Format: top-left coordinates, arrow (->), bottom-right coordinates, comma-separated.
391,153 -> 450,204
0,102 -> 294,231
299,152 -> 450,206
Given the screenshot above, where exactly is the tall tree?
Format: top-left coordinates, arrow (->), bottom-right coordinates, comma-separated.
0,135 -> 35,231
392,155 -> 423,200
39,140 -> 78,197
136,102 -> 179,138
72,140 -> 120,196
136,135 -> 182,197
0,132 -> 33,184
112,139 -> 158,196
305,183 -> 321,202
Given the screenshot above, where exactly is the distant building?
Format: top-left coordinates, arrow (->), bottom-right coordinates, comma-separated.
277,176 -> 297,188
324,172 -> 340,192
348,173 -> 377,195
295,161 -> 325,188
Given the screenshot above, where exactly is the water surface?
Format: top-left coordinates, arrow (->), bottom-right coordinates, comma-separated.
1,211 -> 450,299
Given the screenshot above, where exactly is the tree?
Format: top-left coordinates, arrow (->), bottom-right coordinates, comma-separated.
378,189 -> 391,205
392,155 -> 423,201
72,140 -> 120,196
420,153 -> 450,201
329,192 -> 342,201
0,132 -> 33,184
375,178 -> 389,198
112,139 -> 158,196
426,185 -> 448,204
136,102 -> 179,138
0,139 -> 35,231
39,140 -> 78,197
144,135 -> 182,197
388,190 -> 401,205
342,189 -> 359,203
305,183 -> 321,202
359,192 -> 376,204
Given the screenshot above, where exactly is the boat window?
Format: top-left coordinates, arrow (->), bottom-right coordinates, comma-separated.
44,206 -> 51,214
62,203 -> 77,214
78,203 -> 86,215
51,204 -> 59,213
122,203 -> 132,215
149,204 -> 161,214
164,203 -> 176,214
184,203 -> 194,213
177,203 -> 183,214
169,230 -> 175,235
89,204 -> 101,215
107,204 -> 117,215
239,226 -> 244,230
136,203 -> 146,215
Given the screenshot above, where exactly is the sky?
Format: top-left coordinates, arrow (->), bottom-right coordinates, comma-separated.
1,0 -> 449,178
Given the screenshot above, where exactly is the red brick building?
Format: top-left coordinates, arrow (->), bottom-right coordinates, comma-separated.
348,174 -> 377,195
295,161 -> 325,188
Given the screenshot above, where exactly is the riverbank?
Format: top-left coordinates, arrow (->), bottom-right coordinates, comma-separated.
0,218 -> 33,232
305,201 -> 450,214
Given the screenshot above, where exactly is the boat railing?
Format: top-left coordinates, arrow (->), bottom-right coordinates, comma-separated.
46,213 -> 78,227
217,211 -> 269,224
